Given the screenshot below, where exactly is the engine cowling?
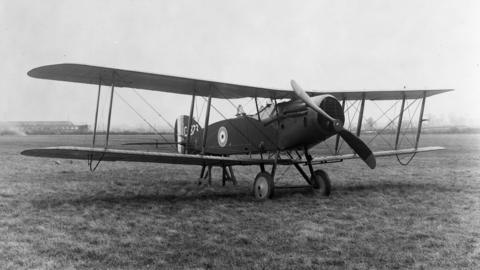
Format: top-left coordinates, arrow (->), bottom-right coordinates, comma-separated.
277,95 -> 344,150
312,95 -> 345,132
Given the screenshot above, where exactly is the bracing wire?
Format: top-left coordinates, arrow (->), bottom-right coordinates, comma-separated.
363,98 -> 422,166
220,95 -> 278,149
366,100 -> 412,145
133,89 -> 174,130
198,98 -> 206,121
335,100 -> 360,153
205,97 -> 264,153
89,87 -> 109,172
115,91 -> 176,151
395,99 -> 422,165
398,100 -> 417,147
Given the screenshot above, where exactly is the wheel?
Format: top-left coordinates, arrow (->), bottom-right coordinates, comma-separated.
253,172 -> 274,201
311,169 -> 331,196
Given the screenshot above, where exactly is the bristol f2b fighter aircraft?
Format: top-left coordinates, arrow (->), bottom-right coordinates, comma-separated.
22,64 -> 452,200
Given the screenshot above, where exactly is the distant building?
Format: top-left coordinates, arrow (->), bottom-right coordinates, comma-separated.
0,121 -> 89,135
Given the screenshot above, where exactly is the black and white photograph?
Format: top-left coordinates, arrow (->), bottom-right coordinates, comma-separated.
1,0 -> 479,269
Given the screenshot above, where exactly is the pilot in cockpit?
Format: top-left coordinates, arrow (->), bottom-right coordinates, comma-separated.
236,105 -> 246,117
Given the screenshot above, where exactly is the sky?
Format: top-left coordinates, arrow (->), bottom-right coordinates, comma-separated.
1,0 -> 479,131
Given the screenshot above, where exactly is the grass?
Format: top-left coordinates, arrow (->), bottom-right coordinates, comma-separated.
0,134 -> 479,269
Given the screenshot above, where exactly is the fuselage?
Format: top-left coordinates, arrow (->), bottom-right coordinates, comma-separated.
177,95 -> 344,156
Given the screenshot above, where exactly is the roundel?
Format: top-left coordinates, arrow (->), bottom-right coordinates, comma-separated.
217,126 -> 228,147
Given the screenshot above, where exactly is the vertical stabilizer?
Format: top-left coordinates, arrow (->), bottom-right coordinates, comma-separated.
174,115 -> 202,154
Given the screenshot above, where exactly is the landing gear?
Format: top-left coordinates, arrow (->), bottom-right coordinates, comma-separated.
222,166 -> 237,186
198,165 -> 237,186
311,169 -> 331,196
253,172 -> 274,201
250,148 -> 333,200
198,165 -> 212,185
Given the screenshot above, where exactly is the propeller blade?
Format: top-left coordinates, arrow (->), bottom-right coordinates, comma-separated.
290,79 -> 376,169
339,130 -> 376,169
291,80 -> 343,132
290,80 -> 334,122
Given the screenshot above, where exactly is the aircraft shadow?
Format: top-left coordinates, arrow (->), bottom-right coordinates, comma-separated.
31,190 -> 252,209
30,182 -> 454,209
334,182 -> 453,193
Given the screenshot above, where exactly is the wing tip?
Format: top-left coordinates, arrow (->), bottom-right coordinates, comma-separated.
21,147 -> 62,157
27,66 -> 42,78
27,64 -> 59,78
21,149 -> 39,156
27,63 -> 79,78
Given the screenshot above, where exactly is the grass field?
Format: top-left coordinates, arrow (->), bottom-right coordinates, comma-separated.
1,134 -> 479,269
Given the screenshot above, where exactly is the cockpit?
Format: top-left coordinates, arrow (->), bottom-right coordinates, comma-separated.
256,103 -> 276,121
239,102 -> 277,122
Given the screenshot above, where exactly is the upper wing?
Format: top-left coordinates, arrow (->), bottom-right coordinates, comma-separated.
21,146 -> 294,166
28,63 -> 452,100
325,89 -> 452,100
28,63 -> 293,99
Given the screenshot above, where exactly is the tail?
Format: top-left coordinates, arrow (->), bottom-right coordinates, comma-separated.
174,115 -> 203,154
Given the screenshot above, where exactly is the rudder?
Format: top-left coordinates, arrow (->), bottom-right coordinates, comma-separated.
174,115 -> 203,154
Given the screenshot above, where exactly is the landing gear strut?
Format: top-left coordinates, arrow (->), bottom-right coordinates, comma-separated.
251,148 -> 332,200
198,165 -> 237,186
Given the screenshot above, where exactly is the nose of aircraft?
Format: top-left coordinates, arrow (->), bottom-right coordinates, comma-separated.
291,80 -> 376,169
315,95 -> 345,132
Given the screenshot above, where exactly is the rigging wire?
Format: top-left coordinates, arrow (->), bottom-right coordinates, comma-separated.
133,89 -> 174,130
276,151 -> 303,182
89,88 -> 110,171
333,98 -> 420,166
204,97 -> 264,153
219,94 -> 278,148
197,97 -> 206,122
366,100 -> 408,145
100,89 -> 109,132
398,99 -> 421,148
395,99 -> 422,165
337,100 -> 360,153
115,91 -> 176,151
275,163 -> 293,182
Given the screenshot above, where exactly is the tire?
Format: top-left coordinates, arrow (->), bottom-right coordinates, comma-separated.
253,172 -> 274,201
311,169 -> 331,196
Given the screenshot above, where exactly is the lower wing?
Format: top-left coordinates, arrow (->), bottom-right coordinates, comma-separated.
21,146 -> 293,166
310,146 -> 444,165
21,146 -> 443,167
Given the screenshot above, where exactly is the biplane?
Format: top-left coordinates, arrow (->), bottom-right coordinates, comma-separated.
21,63 -> 452,200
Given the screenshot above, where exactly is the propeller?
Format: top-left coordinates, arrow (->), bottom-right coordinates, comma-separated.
290,80 -> 376,169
